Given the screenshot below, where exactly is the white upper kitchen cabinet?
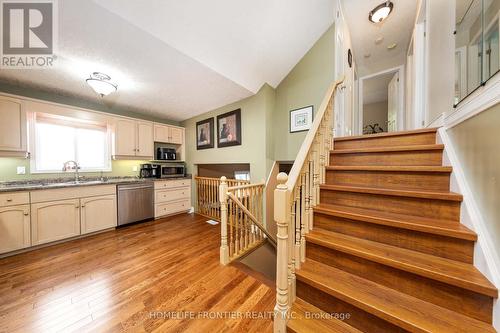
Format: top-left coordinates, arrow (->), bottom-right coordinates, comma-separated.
154,123 -> 184,145
114,119 -> 137,157
0,96 -> 27,157
136,121 -> 154,157
114,119 -> 153,159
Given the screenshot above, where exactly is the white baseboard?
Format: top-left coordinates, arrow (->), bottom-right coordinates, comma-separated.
437,128 -> 500,330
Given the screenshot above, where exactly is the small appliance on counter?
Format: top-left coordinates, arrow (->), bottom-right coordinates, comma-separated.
140,163 -> 160,178
156,147 -> 177,161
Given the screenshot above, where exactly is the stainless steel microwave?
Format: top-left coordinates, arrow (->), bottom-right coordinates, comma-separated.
160,163 -> 185,178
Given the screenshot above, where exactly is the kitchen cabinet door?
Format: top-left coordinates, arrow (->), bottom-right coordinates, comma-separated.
136,122 -> 154,158
169,127 -> 183,145
81,195 -> 117,234
0,205 -> 31,254
0,97 -> 27,153
31,199 -> 80,245
154,124 -> 170,143
115,119 -> 137,157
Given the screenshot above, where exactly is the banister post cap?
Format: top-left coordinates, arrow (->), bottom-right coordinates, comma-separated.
276,172 -> 288,187
220,176 -> 227,182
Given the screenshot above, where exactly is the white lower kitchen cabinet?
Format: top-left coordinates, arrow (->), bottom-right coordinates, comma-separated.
31,199 -> 81,246
81,195 -> 117,234
0,205 -> 31,254
154,179 -> 191,218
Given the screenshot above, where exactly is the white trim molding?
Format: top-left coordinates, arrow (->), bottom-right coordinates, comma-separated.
446,74 -> 500,128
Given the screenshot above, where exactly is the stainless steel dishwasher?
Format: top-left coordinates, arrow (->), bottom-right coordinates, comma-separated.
117,182 -> 154,226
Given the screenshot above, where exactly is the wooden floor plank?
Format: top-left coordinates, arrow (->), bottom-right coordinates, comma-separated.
0,213 -> 274,333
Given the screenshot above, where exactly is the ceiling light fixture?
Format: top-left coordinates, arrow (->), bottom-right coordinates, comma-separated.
387,43 -> 398,50
369,1 -> 394,23
86,72 -> 117,97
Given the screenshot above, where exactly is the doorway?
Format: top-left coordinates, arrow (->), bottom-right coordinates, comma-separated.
358,66 -> 405,135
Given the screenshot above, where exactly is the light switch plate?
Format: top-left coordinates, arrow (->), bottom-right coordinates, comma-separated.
17,166 -> 26,175
132,166 -> 138,172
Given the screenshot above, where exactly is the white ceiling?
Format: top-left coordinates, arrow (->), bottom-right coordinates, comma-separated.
363,72 -> 395,104
342,0 -> 418,76
0,0 -> 334,122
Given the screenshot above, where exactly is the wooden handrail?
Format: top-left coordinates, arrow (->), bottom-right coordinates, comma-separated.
219,176 -> 268,264
286,77 -> 345,193
194,176 -> 250,221
227,192 -> 277,246
273,78 -> 343,332
227,182 -> 265,191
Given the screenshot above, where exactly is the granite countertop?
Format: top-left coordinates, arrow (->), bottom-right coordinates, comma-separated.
0,175 -> 192,193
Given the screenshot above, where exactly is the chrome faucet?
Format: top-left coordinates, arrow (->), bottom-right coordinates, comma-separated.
62,160 -> 81,182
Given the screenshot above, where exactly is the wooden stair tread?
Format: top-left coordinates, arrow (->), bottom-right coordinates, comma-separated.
330,144 -> 444,154
320,184 -> 463,201
334,128 -> 439,142
325,165 -> 452,173
288,298 -> 362,333
306,229 -> 497,297
296,260 -> 496,333
313,204 -> 476,241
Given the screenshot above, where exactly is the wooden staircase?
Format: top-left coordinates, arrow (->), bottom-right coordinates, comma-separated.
287,128 -> 498,333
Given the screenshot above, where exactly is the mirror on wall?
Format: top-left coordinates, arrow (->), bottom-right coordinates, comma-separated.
455,0 -> 500,104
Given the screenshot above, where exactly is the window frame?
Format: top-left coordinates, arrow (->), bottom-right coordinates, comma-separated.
29,112 -> 113,174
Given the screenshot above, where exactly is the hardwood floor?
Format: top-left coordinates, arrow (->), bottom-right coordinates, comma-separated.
0,214 -> 275,333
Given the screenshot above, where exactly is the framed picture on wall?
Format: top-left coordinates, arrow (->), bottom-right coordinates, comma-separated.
290,105 -> 313,133
217,109 -> 242,147
196,118 -> 214,150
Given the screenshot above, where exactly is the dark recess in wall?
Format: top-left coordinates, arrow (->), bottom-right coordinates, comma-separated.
197,163 -> 250,179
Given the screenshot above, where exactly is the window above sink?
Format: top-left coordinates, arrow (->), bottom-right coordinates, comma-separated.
30,113 -> 112,173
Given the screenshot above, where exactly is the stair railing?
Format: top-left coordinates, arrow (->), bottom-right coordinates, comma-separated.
273,78 -> 344,332
219,177 -> 276,265
194,176 -> 250,221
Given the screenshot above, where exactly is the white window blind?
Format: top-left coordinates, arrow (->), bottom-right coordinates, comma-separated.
33,114 -> 111,173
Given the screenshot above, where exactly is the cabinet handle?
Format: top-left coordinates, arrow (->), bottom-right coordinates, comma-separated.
6,199 -> 12,202
81,205 -> 85,208
23,213 -> 29,216
75,205 -> 80,209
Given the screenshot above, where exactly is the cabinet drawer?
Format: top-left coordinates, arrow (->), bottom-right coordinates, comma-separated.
0,192 -> 30,207
155,187 -> 190,204
154,179 -> 191,190
155,199 -> 190,217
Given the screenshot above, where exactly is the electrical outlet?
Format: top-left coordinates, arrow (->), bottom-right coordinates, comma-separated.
132,166 -> 138,172
17,166 -> 26,175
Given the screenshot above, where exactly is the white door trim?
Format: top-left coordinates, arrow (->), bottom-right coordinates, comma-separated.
358,65 -> 406,134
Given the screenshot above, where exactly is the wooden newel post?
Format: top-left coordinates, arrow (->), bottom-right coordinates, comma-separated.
219,176 -> 229,265
274,172 -> 290,333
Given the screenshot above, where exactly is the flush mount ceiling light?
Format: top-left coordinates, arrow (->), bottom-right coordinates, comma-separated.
86,72 -> 117,97
387,42 -> 398,50
369,1 -> 394,23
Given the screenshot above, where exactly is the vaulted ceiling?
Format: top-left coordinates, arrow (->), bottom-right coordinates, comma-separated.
0,0 -> 334,121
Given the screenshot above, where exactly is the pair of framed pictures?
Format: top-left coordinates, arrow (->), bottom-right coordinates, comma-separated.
196,109 -> 241,150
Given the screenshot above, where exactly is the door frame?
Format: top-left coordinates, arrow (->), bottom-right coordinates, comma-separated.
358,65 -> 406,134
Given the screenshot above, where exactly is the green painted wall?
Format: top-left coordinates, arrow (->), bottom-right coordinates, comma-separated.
273,24 -> 335,161
0,159 -> 149,182
181,23 -> 335,179
182,84 -> 275,183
